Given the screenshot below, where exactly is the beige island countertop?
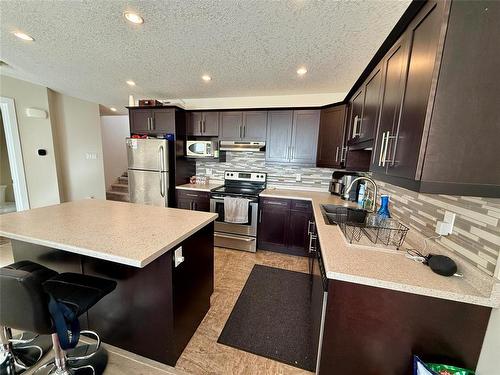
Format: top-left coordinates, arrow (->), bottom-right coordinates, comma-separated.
260,188 -> 499,308
0,199 -> 217,268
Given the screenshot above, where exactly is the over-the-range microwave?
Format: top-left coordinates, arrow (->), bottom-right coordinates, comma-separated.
186,140 -> 218,158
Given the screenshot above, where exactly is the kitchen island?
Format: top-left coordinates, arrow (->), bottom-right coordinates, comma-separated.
0,199 -> 217,366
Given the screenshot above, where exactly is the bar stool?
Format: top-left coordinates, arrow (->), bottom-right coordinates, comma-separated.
1,261 -> 56,374
0,261 -> 116,375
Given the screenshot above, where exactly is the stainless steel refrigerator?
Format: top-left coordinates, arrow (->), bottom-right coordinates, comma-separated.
126,138 -> 169,207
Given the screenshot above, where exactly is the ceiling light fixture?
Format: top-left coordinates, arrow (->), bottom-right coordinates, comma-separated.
297,67 -> 308,76
126,80 -> 136,86
110,107 -> 117,112
202,75 -> 212,82
124,12 -> 144,24
13,32 -> 34,41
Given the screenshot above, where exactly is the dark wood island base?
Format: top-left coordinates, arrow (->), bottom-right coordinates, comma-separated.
11,222 -> 214,366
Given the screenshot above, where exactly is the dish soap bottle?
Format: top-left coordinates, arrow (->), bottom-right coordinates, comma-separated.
357,183 -> 366,206
377,194 -> 391,219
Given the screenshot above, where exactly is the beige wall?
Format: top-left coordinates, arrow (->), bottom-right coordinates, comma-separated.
0,115 -> 15,202
0,75 -> 60,208
100,115 -> 129,190
48,90 -> 105,201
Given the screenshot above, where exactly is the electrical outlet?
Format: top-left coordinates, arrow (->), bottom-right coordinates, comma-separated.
435,211 -> 456,235
206,168 -> 213,176
296,174 -> 301,182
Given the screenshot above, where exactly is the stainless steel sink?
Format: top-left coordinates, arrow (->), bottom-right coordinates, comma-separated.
320,204 -> 368,226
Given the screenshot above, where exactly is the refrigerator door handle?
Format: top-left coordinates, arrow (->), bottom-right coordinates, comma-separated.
159,146 -> 165,197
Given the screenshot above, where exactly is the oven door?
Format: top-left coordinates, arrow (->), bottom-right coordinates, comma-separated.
210,196 -> 258,237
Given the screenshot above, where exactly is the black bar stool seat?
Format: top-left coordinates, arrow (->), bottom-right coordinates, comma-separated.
43,273 -> 116,317
0,261 -> 116,375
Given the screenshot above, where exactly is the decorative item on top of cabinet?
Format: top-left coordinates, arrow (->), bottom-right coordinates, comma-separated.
266,110 -> 320,165
257,198 -> 313,257
219,111 -> 267,141
317,105 -> 347,168
187,112 -> 219,136
176,189 -> 210,212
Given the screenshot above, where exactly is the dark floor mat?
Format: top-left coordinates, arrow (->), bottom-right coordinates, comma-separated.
217,264 -> 317,372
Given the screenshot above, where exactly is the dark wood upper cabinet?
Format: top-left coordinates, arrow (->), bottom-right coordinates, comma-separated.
265,111 -> 293,163
290,110 -> 320,164
152,108 -> 176,134
358,65 -> 382,143
130,109 -> 152,134
129,108 -> 175,135
347,89 -> 365,144
220,112 -> 243,140
187,112 -> 219,136
219,111 -> 267,141
386,1 -> 443,181
371,36 -> 410,174
242,111 -> 267,141
420,0 -> 500,191
317,105 -> 347,168
266,110 -> 320,164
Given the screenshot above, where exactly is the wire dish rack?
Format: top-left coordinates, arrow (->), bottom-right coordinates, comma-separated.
326,207 -> 409,249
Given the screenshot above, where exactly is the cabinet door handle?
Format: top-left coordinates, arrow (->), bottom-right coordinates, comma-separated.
203,120 -> 206,133
381,131 -> 390,167
352,115 -> 361,137
335,146 -> 339,162
243,125 -> 246,138
290,146 -> 294,160
193,202 -> 197,210
265,201 -> 285,206
147,117 -> 151,131
341,146 -> 347,162
185,193 -> 198,197
378,132 -> 387,167
259,209 -> 262,223
151,117 -> 155,130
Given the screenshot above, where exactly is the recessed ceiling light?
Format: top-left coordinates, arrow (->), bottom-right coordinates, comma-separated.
202,75 -> 212,82
126,80 -> 136,86
297,67 -> 308,76
13,32 -> 34,41
124,12 -> 144,24
110,107 -> 117,112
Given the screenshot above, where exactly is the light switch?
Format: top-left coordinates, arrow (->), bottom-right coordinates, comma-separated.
85,152 -> 98,160
296,174 -> 301,182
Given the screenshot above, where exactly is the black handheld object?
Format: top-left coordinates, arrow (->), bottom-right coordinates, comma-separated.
426,254 -> 457,277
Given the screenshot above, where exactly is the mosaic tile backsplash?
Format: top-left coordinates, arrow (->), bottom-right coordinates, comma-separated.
196,151 -> 336,190
196,151 -> 500,277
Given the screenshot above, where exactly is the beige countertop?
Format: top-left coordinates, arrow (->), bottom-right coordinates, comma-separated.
0,199 -> 217,268
260,188 -> 499,308
176,182 -> 223,192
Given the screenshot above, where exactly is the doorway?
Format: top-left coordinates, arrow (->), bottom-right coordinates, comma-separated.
0,97 -> 29,212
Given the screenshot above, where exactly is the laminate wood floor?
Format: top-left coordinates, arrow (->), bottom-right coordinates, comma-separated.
175,247 -> 313,375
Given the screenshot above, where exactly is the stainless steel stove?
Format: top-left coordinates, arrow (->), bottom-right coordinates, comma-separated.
210,171 -> 267,252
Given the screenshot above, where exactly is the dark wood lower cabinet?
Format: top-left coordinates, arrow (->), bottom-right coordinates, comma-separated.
319,280 -> 491,375
257,198 -> 313,257
176,189 -> 210,211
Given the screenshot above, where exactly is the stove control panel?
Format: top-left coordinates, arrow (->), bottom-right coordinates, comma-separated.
224,171 -> 267,182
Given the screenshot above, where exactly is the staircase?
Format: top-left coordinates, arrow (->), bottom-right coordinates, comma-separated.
106,171 -> 129,202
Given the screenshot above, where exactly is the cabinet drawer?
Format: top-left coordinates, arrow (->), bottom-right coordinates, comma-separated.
177,189 -> 210,200
291,200 -> 312,212
260,198 -> 291,209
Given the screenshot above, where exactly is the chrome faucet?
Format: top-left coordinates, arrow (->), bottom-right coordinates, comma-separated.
343,176 -> 378,212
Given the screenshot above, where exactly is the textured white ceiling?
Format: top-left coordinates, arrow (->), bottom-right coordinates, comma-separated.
0,0 -> 410,110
